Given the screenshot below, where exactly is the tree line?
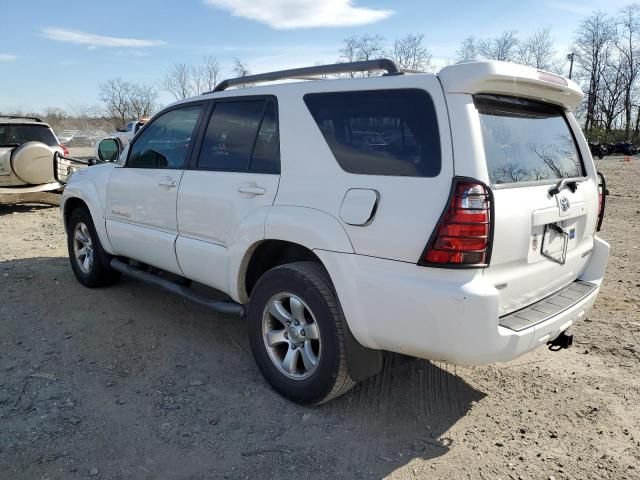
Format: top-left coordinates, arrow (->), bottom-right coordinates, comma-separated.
3,4 -> 638,142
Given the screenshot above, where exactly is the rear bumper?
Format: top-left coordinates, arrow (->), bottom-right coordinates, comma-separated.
315,236 -> 609,365
0,182 -> 63,194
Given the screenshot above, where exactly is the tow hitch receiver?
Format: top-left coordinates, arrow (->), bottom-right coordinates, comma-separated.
547,331 -> 573,351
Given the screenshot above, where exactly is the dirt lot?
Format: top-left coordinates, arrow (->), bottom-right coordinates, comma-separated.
0,157 -> 639,480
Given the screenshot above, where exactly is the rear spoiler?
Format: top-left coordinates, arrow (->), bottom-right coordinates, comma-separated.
437,60 -> 583,111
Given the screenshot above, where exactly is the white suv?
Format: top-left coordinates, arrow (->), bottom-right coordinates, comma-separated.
61,59 -> 609,404
0,116 -> 70,194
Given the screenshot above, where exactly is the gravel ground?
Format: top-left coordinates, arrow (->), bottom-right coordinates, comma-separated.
0,156 -> 638,480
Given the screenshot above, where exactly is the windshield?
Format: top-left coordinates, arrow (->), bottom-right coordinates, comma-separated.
475,94 -> 585,185
0,124 -> 58,147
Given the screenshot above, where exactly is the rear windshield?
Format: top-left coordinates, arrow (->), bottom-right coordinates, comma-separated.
475,95 -> 585,185
304,89 -> 441,177
0,124 -> 58,147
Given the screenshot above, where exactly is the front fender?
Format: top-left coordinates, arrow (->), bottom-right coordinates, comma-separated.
61,166 -> 116,254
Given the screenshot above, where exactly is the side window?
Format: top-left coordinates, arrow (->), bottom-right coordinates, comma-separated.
304,89 -> 441,177
249,101 -> 279,173
197,100 -> 266,170
127,105 -> 202,169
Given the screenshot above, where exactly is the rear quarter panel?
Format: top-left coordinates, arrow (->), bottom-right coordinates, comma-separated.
274,74 -> 454,263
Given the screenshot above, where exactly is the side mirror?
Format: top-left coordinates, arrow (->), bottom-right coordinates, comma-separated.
97,138 -> 120,162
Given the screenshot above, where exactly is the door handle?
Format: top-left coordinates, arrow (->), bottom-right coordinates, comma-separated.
158,177 -> 177,188
238,186 -> 265,196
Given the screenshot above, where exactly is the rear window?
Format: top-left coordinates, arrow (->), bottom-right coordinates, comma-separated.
0,124 -> 58,147
304,89 -> 441,177
475,95 -> 585,185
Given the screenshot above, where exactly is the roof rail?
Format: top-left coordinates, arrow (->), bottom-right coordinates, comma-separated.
0,115 -> 42,123
212,58 -> 402,92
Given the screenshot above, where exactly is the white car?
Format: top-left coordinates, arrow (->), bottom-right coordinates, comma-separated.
61,59 -> 609,404
0,116 -> 72,194
93,119 -> 147,162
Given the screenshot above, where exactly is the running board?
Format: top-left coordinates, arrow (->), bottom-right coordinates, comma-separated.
110,259 -> 244,316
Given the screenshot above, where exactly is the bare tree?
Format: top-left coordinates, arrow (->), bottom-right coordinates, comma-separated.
598,56 -> 627,136
391,33 -> 432,71
456,36 -> 479,62
192,56 -> 222,94
99,78 -> 133,128
162,57 -> 222,98
232,58 -> 250,78
161,63 -> 193,100
616,4 -> 640,138
99,78 -> 157,129
339,34 -> 386,76
574,11 -> 616,131
128,83 -> 158,119
479,30 -> 519,61
517,27 -> 560,71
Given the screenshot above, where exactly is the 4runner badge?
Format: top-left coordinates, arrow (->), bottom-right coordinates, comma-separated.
111,209 -> 131,219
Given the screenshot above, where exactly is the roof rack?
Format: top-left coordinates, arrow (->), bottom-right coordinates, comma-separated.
212,58 -> 402,92
0,115 -> 42,123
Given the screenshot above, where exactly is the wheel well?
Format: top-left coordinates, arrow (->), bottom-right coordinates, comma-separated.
63,197 -> 88,230
242,240 -> 383,383
244,240 -> 322,297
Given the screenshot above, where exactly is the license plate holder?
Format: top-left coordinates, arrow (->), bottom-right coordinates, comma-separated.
541,223 -> 568,265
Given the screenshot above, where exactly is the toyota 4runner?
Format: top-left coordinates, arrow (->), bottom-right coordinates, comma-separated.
61,59 -> 609,404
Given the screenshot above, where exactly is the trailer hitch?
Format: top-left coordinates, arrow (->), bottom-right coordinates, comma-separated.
547,331 -> 573,351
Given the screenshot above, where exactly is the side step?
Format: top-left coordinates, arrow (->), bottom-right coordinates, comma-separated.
110,259 -> 245,316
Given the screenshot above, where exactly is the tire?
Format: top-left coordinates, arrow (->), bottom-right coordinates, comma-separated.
247,261 -> 355,405
67,207 -> 120,288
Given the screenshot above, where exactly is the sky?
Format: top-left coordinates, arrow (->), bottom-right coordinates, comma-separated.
0,0 -> 633,112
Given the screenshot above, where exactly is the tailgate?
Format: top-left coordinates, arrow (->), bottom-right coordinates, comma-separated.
474,94 -> 598,316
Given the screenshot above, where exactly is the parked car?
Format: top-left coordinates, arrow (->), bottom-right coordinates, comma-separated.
68,134 -> 94,148
93,119 -> 147,162
58,132 -> 95,148
610,141 -> 639,156
0,116 -> 75,194
588,141 -> 605,159
56,130 -> 77,145
61,59 -> 609,404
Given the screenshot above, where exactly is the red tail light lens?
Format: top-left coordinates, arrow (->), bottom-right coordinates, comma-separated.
419,178 -> 493,267
60,144 -> 69,156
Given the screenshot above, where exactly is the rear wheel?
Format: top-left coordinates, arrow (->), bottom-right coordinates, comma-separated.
247,262 -> 354,404
67,207 -> 120,288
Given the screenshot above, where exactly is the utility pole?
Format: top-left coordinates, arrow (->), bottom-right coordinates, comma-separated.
567,53 -> 575,79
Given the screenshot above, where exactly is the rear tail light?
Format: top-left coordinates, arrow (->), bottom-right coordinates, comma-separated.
596,171 -> 606,232
60,144 -> 69,156
419,177 -> 494,268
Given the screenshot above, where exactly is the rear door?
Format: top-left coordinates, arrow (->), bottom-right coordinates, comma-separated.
106,103 -> 204,275
176,97 -> 280,292
473,95 -> 598,315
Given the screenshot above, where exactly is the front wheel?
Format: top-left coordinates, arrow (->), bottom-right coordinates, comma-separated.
247,262 -> 355,405
67,207 -> 120,288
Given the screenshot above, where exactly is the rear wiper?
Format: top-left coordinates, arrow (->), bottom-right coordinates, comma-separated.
548,178 -> 578,196
0,143 -> 20,147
